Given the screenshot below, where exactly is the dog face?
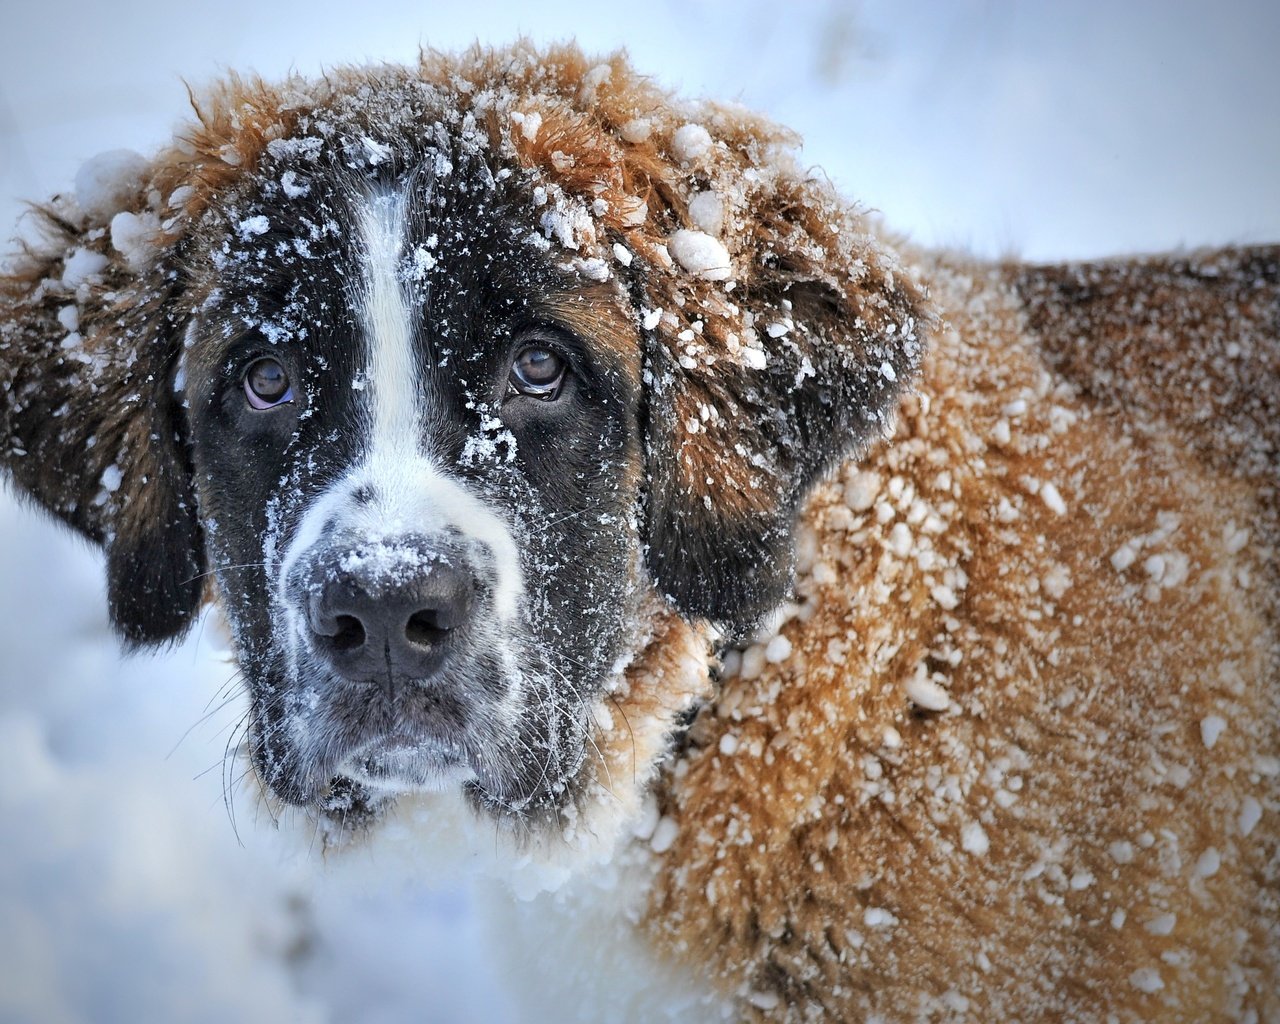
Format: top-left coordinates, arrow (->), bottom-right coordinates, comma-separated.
183,144 -> 646,818
0,46 -> 928,836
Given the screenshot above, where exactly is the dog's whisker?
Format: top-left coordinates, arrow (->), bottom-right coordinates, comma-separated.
168,668 -> 248,760
180,561 -> 272,587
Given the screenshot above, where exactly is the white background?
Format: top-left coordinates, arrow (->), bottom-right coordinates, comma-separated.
1,2 -> 1277,1021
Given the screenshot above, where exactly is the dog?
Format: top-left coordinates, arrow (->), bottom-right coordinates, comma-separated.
1,41 -> 1276,1023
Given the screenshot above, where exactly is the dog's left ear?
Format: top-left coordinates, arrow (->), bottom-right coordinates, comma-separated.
1,167 -> 206,647
636,230 -> 929,636
607,121 -> 932,637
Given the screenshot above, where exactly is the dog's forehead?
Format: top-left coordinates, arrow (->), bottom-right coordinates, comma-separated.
186,150 -> 639,384
197,162 -> 536,332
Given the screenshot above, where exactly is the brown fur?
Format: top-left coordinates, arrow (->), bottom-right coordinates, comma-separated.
646,251 -> 1279,1021
1,42 -> 1275,1022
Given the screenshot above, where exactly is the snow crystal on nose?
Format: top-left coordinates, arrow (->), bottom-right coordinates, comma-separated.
335,540 -> 454,588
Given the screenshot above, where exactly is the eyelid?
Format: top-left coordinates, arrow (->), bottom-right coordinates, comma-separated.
244,380 -> 295,410
507,378 -> 560,399
513,321 -> 579,356
507,371 -> 564,400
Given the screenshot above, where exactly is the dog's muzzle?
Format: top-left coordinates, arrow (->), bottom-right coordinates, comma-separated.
294,535 -> 478,689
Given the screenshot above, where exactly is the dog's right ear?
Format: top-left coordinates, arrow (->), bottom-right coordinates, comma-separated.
1,160 -> 206,647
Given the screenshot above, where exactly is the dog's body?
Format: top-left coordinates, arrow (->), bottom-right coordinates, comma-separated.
1,44 -> 1275,1022
638,249 -> 1280,1022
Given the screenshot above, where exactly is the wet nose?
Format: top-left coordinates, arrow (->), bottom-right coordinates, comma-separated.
307,559 -> 474,685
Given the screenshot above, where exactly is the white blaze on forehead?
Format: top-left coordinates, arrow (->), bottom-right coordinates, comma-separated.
358,191 -> 420,468
275,187 -> 523,623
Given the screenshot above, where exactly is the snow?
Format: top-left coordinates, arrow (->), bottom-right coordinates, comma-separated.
1200,715 -> 1227,749
747,990 -> 780,1011
74,148 -> 148,223
237,214 -> 271,239
845,471 -> 880,512
929,583 -> 960,610
359,135 -> 393,166
540,195 -> 596,250
60,246 -> 108,288
511,109 -> 541,141
1238,796 -> 1262,836
960,821 -> 990,856
281,170 -> 311,198
109,209 -> 159,269
1195,847 -> 1221,878
863,907 -> 898,928
1,6 -> 1277,1023
905,675 -> 950,712
99,464 -> 123,492
1042,565 -> 1071,600
619,118 -> 651,144
1109,841 -> 1135,864
1110,542 -> 1138,572
887,522 -> 912,558
687,191 -> 724,235
670,123 -> 712,163
650,816 -> 680,854
1039,481 -> 1067,515
1129,968 -> 1165,994
764,634 -> 792,663
668,229 -> 732,281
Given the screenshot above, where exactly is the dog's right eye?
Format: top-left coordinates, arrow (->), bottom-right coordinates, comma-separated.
243,357 -> 294,410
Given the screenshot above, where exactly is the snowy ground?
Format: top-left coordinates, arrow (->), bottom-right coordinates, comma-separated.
1,3 -> 1277,1022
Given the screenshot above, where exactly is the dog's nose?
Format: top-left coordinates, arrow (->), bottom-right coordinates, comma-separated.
307,560 -> 474,685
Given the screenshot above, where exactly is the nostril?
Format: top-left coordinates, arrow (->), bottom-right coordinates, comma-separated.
405,609 -> 449,648
304,547 -> 474,683
330,614 -> 367,652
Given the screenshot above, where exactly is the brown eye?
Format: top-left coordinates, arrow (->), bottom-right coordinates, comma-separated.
243,357 -> 293,410
509,346 -> 566,400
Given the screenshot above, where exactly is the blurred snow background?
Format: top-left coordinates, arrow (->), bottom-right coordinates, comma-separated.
0,2 -> 1276,1021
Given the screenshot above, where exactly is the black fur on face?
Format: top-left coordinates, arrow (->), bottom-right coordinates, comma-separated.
179,136 -> 646,825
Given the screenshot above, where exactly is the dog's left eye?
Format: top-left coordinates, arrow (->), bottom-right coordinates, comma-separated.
243,357 -> 294,410
508,346 -> 566,401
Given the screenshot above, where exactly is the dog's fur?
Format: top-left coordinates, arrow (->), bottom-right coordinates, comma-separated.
1,42 -> 1276,1022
